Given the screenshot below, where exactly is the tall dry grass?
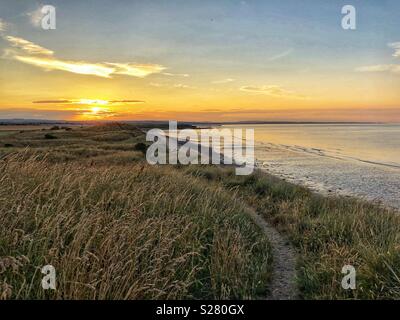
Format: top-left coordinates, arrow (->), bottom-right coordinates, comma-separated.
0,154 -> 271,299
184,165 -> 400,299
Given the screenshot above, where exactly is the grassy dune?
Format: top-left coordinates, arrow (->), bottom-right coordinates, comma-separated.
1,123 -> 400,300
184,166 -> 400,299
0,125 -> 271,299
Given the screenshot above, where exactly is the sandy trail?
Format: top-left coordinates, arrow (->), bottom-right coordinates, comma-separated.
156,132 -> 298,299
246,207 -> 298,300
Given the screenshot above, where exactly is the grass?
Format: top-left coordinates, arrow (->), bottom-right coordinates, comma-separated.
184,165 -> 400,299
1,123 -> 400,300
0,124 -> 271,300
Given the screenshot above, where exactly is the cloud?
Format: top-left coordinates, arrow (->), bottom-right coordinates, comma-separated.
149,82 -> 164,87
33,100 -> 72,104
0,107 -> 123,120
389,42 -> 400,58
356,64 -> 400,74
25,5 -> 45,28
0,19 -> 7,32
14,55 -> 116,78
150,82 -> 195,89
106,62 -> 166,78
6,36 -> 54,55
109,100 -> 145,103
78,108 -> 119,118
356,42 -> 400,75
162,72 -> 189,77
2,35 -> 167,78
240,85 -> 307,99
212,78 -> 235,84
268,48 -> 293,61
33,99 -> 145,104
173,83 -> 196,89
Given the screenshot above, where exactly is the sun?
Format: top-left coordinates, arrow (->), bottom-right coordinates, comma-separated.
71,98 -> 116,120
91,106 -> 101,114
77,106 -> 111,120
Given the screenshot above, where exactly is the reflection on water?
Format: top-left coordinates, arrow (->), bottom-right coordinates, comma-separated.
221,123 -> 400,209
223,124 -> 400,168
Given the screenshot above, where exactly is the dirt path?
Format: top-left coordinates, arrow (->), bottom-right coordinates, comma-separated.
152,131 -> 298,299
246,207 -> 298,300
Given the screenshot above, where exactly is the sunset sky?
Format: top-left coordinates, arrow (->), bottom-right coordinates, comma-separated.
0,0 -> 399,122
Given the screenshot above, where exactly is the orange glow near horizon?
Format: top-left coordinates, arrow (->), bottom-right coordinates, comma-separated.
0,18 -> 399,122
77,99 -> 109,106
74,106 -> 114,120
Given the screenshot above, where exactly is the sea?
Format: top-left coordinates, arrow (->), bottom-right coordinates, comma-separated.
221,124 -> 400,209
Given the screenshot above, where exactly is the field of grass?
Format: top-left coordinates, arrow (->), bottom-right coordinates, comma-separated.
0,124 -> 271,299
184,166 -> 400,299
1,123 -> 400,300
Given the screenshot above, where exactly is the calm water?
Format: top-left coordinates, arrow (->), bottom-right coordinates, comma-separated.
222,124 -> 400,208
225,124 -> 400,167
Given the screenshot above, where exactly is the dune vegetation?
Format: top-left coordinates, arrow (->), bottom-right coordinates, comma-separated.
0,124 -> 271,299
1,123 -> 399,300
184,165 -> 400,299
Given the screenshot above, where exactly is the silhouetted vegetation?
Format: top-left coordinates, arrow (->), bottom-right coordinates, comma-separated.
44,133 -> 57,139
133,142 -> 148,155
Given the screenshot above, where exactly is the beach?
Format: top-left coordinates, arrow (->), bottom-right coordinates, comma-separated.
222,124 -> 400,209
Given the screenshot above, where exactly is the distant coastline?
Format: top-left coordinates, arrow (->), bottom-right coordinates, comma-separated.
0,118 -> 386,127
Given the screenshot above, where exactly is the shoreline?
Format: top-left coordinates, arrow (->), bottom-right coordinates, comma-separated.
166,132 -> 400,211
258,164 -> 399,212
253,143 -> 400,211
257,161 -> 400,213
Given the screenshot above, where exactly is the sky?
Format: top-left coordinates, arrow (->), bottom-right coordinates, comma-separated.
0,0 -> 399,122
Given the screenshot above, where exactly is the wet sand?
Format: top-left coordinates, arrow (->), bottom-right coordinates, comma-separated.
256,142 -> 400,210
